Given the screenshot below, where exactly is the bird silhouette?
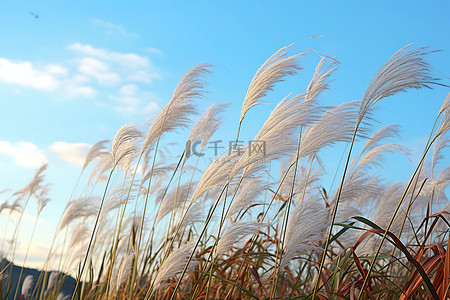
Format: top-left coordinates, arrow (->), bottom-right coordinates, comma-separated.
30,12 -> 39,19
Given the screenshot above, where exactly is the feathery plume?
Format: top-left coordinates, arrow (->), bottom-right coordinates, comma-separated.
361,125 -> 402,155
110,252 -> 134,297
432,135 -> 449,171
156,183 -> 194,224
233,94 -> 319,178
186,103 -> 229,160
304,56 -> 336,102
44,271 -> 59,298
437,201 -> 450,232
57,293 -> 70,300
69,224 -> 90,248
358,184 -> 409,255
335,126 -> 408,208
141,162 -> 177,185
354,143 -> 408,173
143,64 -> 211,153
106,180 -> 140,209
294,102 -> 359,161
337,176 -> 380,211
280,198 -> 330,271
9,198 -> 22,214
349,125 -> 409,176
152,241 -> 196,289
235,57 -> 337,176
81,139 -> 110,173
140,143 -> 173,175
14,163 -> 48,202
227,178 -> 266,219
277,162 -> 322,202
427,166 -> 450,207
0,201 -> 8,214
87,152 -> 113,185
215,221 -> 263,258
111,124 -> 142,166
357,45 -> 438,125
0,200 -> 22,215
0,188 -> 12,195
191,148 -> 241,202
179,201 -> 204,231
21,275 -> 34,300
37,183 -> 51,216
59,197 -> 101,230
240,45 -> 303,123
434,92 -> 450,139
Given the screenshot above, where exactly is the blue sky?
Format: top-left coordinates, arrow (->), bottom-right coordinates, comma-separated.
0,1 -> 449,266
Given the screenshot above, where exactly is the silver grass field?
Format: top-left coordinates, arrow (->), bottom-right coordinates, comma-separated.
0,44 -> 449,300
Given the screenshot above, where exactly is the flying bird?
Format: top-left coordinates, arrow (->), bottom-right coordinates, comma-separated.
30,12 -> 39,19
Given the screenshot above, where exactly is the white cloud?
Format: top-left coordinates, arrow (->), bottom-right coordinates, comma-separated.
127,70 -> 162,82
65,85 -> 97,98
113,84 -> 161,115
44,64 -> 68,76
0,141 -> 47,168
69,43 -> 150,68
0,58 -> 98,97
143,101 -> 161,114
49,142 -> 91,166
78,57 -> 120,85
69,43 -> 163,84
145,47 -> 163,55
0,59 -> 61,90
91,19 -> 137,37
118,96 -> 141,106
0,43 -> 164,115
119,83 -> 138,95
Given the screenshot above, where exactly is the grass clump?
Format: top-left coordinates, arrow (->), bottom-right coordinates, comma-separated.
0,44 -> 449,300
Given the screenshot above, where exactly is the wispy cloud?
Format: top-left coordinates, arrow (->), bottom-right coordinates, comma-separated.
0,141 -> 47,168
68,43 -> 163,84
112,84 -> 161,114
91,19 -> 137,37
78,57 -> 121,85
69,43 -> 151,69
65,85 -> 97,98
0,140 -> 94,169
68,43 -> 162,83
49,142 -> 91,166
0,59 -> 63,90
0,58 -> 95,96
145,47 -> 164,56
0,43 -> 163,114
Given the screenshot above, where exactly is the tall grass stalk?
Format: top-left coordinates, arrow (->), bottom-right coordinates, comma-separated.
166,181 -> 231,300
270,128 -> 302,299
396,115 -> 440,240
204,185 -> 230,300
13,214 -> 39,300
312,126 -> 358,298
138,151 -> 185,279
104,155 -> 143,296
71,167 -> 115,300
357,122 -> 445,300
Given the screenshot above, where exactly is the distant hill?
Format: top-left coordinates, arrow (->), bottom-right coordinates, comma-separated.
0,259 -> 75,299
